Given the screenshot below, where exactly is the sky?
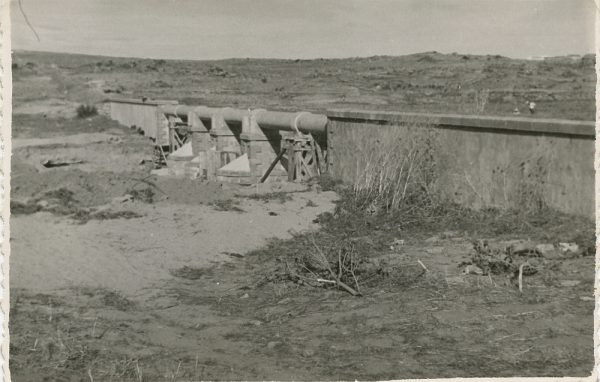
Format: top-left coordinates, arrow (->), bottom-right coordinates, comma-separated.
10,0 -> 597,60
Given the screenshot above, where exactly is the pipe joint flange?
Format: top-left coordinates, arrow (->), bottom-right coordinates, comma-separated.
292,112 -> 311,135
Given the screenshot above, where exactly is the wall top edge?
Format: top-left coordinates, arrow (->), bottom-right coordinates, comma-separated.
106,98 -> 179,106
326,109 -> 595,137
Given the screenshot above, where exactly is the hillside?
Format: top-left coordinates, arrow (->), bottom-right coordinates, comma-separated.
12,50 -> 596,120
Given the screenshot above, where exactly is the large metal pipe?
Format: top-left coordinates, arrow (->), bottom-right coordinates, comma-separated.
160,104 -> 327,134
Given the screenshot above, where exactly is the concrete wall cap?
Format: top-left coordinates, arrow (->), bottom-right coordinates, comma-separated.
326,109 -> 594,137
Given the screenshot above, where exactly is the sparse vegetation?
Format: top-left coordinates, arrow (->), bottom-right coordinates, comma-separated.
11,187 -> 143,223
242,191 -> 293,204
211,198 -> 245,213
351,117 -> 440,214
171,265 -> 213,280
127,186 -> 155,203
76,104 -> 98,118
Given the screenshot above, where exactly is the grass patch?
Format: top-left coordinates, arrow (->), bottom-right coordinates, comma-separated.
71,209 -> 143,223
170,266 -> 213,280
101,290 -> 135,311
211,199 -> 245,213
241,192 -> 293,204
317,174 -> 344,192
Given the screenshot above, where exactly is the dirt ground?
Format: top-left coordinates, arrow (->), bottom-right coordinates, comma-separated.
9,114 -> 595,381
8,51 -> 596,381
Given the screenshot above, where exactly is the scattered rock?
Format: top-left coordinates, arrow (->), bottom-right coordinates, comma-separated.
424,235 -> 440,243
426,246 -> 444,255
267,341 -> 282,350
248,320 -> 262,326
442,231 -> 460,239
463,264 -> 484,275
508,241 -> 536,255
36,200 -> 49,208
301,348 -> 315,357
535,243 -> 554,254
389,238 -> 404,250
535,243 -> 561,259
277,297 -> 291,305
579,296 -> 594,301
559,242 -> 579,254
240,293 -> 249,299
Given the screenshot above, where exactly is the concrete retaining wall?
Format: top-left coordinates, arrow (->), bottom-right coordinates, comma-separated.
106,98 -> 594,218
327,110 -> 595,218
109,99 -> 178,144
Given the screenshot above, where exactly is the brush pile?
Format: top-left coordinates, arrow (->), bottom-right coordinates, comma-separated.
461,239 -> 539,277
257,234 -> 429,296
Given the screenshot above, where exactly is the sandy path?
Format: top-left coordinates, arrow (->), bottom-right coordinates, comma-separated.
10,191 -> 337,297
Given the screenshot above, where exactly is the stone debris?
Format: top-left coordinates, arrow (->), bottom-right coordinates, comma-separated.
389,238 -> 405,250
424,235 -> 440,243
508,241 -> 537,255
463,264 -> 484,275
36,200 -> 49,208
426,246 -> 444,255
559,242 -> 579,254
534,243 -> 561,259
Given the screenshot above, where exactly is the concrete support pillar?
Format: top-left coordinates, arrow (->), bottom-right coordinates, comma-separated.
187,111 -> 210,155
239,110 -> 287,182
204,110 -> 240,181
210,111 -> 240,151
186,111 -> 211,179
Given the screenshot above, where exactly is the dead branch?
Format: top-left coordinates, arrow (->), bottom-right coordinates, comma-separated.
518,262 -> 529,293
310,236 -> 362,296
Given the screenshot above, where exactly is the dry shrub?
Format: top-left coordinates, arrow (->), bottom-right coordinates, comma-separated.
76,104 -> 98,118
352,116 -> 440,214
474,89 -> 490,114
513,155 -> 549,213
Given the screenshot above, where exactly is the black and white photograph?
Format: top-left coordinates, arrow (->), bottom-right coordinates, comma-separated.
6,0 -> 597,380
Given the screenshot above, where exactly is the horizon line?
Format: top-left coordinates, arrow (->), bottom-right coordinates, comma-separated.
12,48 -> 595,63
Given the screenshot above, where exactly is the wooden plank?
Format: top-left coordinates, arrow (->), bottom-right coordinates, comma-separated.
260,149 -> 286,183
287,140 -> 295,182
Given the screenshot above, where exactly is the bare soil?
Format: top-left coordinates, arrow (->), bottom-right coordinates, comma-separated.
8,51 -> 595,381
